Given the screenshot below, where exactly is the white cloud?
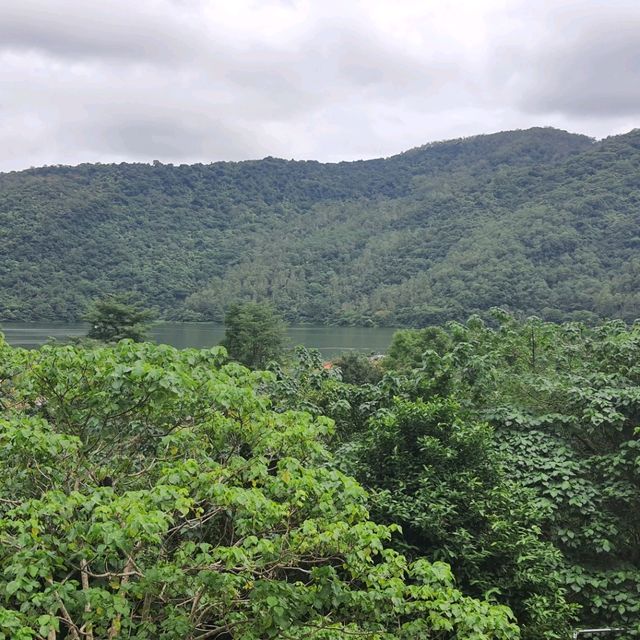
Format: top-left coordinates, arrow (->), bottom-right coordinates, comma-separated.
0,0 -> 638,171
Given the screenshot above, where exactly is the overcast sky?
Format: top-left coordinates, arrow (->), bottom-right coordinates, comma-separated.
1,0 -> 639,171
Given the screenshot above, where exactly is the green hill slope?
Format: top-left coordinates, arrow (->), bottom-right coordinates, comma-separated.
2,126 -> 639,325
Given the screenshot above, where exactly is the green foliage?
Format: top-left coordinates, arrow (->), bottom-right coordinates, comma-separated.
269,316 -> 640,637
267,347 -> 344,417
286,366 -> 576,639
0,335 -> 520,639
8,127 -> 640,325
332,351 -> 383,385
84,295 -> 152,342
354,397 -> 576,640
383,314 -> 640,635
384,326 -> 453,371
221,302 -> 286,369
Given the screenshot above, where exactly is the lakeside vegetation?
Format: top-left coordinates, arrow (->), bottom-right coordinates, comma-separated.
1,312 -> 639,638
2,124 -> 640,637
3,127 -> 640,326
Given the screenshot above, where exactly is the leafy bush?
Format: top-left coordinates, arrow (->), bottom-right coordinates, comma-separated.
0,337 -> 518,639
384,314 -> 640,635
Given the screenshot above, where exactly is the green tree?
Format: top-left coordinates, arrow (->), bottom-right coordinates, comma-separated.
222,302 -> 285,369
268,335 -> 579,639
380,314 -> 640,634
84,295 -> 152,343
352,396 -> 577,640
0,337 -> 519,639
384,326 -> 452,371
332,351 -> 383,385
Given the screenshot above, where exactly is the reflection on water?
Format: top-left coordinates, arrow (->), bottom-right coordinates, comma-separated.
1,321 -> 397,358
0,322 -> 88,347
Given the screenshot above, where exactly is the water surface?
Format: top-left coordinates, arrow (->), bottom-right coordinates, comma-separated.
1,321 -> 397,358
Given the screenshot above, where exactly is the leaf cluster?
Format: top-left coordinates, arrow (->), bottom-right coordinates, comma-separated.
0,335 -> 519,639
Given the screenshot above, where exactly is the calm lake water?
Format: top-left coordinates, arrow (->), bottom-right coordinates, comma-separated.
0,322 -> 397,358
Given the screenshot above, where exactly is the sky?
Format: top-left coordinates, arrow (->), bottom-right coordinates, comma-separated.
1,0 -> 639,171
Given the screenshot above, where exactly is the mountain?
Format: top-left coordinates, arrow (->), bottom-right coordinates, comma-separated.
1,126 -> 639,326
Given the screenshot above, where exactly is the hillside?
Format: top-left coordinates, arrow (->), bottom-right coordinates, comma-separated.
2,126 -> 639,325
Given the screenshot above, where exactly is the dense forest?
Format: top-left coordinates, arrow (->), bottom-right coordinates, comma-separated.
1,313 -> 639,638
2,126 -> 640,325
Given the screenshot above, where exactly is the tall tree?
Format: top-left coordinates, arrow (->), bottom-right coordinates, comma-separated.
222,302 -> 285,369
84,295 -> 152,343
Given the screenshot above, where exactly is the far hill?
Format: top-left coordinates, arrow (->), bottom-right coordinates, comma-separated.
1,126 -> 639,325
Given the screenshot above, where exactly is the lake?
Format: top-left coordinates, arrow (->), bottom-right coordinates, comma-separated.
0,322 -> 398,358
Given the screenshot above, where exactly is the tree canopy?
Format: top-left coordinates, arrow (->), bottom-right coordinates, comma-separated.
84,295 -> 153,342
3,127 -> 640,325
221,302 -> 286,369
2,313 -> 640,637
0,336 -> 518,639
268,314 -> 640,637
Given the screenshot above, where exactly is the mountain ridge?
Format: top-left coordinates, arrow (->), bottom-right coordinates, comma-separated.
1,127 -> 638,325
2,126 -> 593,174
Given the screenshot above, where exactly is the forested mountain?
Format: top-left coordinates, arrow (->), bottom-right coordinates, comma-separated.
2,126 -> 639,325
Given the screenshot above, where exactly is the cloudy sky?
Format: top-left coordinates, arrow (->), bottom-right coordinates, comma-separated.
1,0 -> 639,171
